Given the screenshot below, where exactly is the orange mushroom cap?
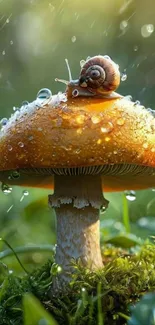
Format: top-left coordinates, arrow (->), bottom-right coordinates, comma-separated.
0,93 -> 155,192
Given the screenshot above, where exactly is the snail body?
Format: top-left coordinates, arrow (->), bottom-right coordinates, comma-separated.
56,55 -> 122,99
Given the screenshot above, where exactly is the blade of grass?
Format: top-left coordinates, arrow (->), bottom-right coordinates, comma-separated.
122,193 -> 131,233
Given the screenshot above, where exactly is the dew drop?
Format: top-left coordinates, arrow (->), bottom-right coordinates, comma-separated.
134,100 -> 140,106
121,73 -> 127,81
0,118 -> 8,127
28,135 -> 34,141
71,35 -> 76,43
141,24 -> 154,38
80,59 -> 86,68
76,115 -> 85,124
1,183 -> 12,195
117,118 -> 125,126
38,319 -> 48,325
50,263 -> 62,276
9,269 -> 13,274
18,142 -> 24,148
91,115 -> 101,124
100,205 -> 106,214
143,142 -> 148,149
97,139 -> 102,144
7,145 -> 12,151
100,121 -> 113,133
37,88 -> 52,101
81,287 -> 86,292
103,55 -> 112,60
10,170 -> 20,179
22,101 -> 29,106
76,128 -> 83,135
124,95 -> 132,101
124,190 -> 136,201
105,136 -> 111,142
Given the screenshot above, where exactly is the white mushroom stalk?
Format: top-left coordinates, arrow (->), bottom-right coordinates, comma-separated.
48,174 -> 109,291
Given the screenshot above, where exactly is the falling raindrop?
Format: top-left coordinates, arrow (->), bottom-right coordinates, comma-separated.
121,73 -> 127,81
134,45 -> 138,51
20,190 -> 29,202
1,183 -> 12,195
120,20 -> 128,30
124,190 -> 136,201
2,50 -> 5,56
71,36 -> 76,43
141,24 -> 154,38
7,205 -> 13,213
37,88 -> 52,101
10,40 -> 13,45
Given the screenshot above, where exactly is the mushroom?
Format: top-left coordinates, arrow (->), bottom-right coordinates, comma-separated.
0,56 -> 155,291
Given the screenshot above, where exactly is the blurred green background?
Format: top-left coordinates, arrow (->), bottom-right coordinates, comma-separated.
0,0 -> 155,273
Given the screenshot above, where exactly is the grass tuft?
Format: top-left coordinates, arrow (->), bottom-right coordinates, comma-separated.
0,243 -> 155,324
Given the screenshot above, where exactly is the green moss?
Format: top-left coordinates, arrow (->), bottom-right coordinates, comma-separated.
1,243 -> 155,325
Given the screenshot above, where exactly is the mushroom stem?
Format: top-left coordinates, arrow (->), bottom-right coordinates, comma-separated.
48,174 -> 108,291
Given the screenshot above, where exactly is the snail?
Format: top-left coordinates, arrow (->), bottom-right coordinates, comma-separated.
55,55 -> 122,99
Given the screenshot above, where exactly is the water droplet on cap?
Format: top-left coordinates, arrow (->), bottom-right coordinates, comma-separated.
91,115 -> 101,124
124,190 -> 136,201
18,142 -> 24,148
100,122 -> 113,134
117,118 -> 125,126
1,183 -> 12,195
37,88 -> 52,100
134,100 -> 140,106
0,118 -> 8,127
7,145 -> 12,151
22,101 -> 29,107
10,170 -> 20,179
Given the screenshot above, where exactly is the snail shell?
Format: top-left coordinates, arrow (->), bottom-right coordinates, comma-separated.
79,55 -> 120,95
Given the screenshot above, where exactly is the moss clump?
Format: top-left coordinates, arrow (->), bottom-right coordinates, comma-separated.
1,243 -> 155,325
